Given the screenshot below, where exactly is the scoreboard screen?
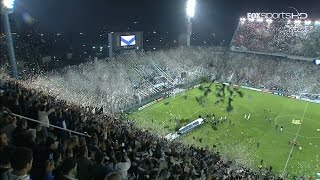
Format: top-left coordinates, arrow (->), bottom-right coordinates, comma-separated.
120,35 -> 136,47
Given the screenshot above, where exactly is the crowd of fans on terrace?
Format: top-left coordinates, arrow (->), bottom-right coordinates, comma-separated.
0,75 -> 284,180
231,20 -> 319,57
23,47 -> 320,115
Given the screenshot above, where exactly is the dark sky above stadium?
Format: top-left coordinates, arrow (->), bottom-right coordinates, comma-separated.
10,0 -> 320,41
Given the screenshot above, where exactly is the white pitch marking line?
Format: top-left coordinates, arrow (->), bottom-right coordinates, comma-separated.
281,102 -> 309,178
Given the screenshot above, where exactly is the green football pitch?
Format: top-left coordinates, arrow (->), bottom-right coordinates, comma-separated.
129,84 -> 320,177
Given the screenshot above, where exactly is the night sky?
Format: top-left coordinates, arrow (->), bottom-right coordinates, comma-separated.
6,0 -> 320,42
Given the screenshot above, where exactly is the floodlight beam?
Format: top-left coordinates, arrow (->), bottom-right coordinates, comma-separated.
3,0 -> 15,9
2,4 -> 18,79
186,0 -> 196,18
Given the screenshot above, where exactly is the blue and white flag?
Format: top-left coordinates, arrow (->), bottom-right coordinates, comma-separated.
121,35 -> 136,46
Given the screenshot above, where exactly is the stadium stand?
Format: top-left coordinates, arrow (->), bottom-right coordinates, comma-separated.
0,73 -> 283,179
230,19 -> 320,58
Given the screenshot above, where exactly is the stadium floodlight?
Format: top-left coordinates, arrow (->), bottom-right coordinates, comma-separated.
186,0 -> 196,46
266,19 -> 272,23
257,18 -> 263,22
186,0 -> 196,18
2,0 -> 18,79
304,20 -> 312,25
3,0 -> 15,10
294,20 -> 301,24
240,17 -> 246,22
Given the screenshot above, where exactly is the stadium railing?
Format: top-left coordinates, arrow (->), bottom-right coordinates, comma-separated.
11,113 -> 91,137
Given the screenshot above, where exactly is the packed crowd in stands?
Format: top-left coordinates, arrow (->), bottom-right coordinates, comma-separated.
21,47 -> 320,115
231,20 -> 319,57
0,74 -> 283,180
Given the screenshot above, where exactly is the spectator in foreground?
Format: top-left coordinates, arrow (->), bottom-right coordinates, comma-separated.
2,147 -> 33,180
55,158 -> 78,180
38,105 -> 55,140
1,115 -> 16,143
114,151 -> 131,180
0,130 -> 9,149
76,146 -> 92,180
105,172 -> 122,180
0,146 -> 11,177
90,150 -> 108,180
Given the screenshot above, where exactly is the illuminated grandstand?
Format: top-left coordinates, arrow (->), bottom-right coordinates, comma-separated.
231,18 -> 320,59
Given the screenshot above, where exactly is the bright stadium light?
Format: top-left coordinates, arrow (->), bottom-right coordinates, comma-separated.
2,0 -> 18,79
240,17 -> 246,22
186,0 -> 196,46
257,18 -> 263,22
186,0 -> 196,18
3,0 -> 15,9
294,20 -> 301,24
266,19 -> 272,23
304,20 -> 312,25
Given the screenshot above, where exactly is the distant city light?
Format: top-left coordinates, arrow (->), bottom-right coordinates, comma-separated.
153,31 -> 157,34
82,44 -> 86,47
186,0 -> 196,18
80,32 -> 83,35
248,18 -> 255,22
153,47 -> 156,50
93,46 -> 96,49
56,33 -> 61,36
3,0 -> 15,9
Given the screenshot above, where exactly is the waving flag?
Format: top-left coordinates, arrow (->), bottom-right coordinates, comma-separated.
121,35 -> 136,46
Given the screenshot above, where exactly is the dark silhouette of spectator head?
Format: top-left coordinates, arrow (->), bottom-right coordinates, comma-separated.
16,119 -> 27,130
10,147 -> 33,175
0,130 -> 9,147
46,137 -> 59,150
94,150 -> 104,164
105,172 -> 122,180
78,145 -> 88,157
60,158 -> 77,177
115,151 -> 123,163
0,146 -> 11,169
39,105 -> 46,112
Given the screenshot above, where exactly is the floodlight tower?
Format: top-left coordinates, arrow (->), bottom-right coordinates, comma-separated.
1,0 -> 18,79
186,0 -> 195,46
